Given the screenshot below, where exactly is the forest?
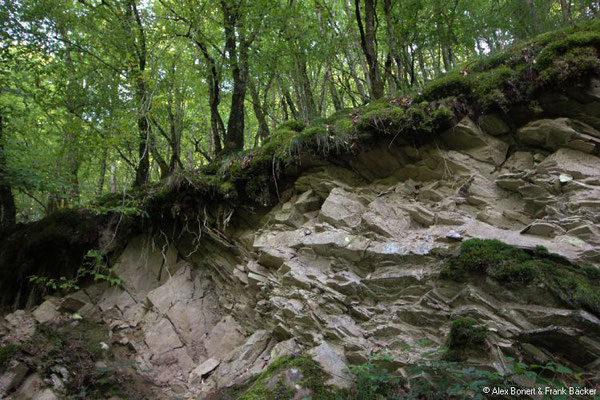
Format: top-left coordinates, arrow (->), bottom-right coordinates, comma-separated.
1,0 -> 598,224
2,1 -> 600,399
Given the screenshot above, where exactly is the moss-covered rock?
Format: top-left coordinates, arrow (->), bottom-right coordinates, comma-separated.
441,239 -> 600,316
444,317 -> 487,361
223,354 -> 340,400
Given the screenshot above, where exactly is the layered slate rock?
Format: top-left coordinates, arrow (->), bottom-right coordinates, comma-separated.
3,106 -> 600,398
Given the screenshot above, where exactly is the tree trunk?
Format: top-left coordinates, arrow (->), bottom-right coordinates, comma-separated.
560,0 -> 571,23
354,0 -> 384,99
193,39 -> 225,157
222,0 -> 248,153
97,148 -> 107,196
110,166 -> 117,193
294,57 -> 317,120
282,85 -> 299,120
130,0 -> 150,186
0,114 -> 16,228
249,79 -> 270,141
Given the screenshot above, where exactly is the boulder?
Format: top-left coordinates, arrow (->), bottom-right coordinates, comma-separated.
258,247 -> 294,269
478,113 -> 510,136
521,221 -> 565,238
440,117 -> 509,166
146,265 -> 194,314
143,318 -> 183,355
537,148 -> 600,179
189,358 -> 220,384
112,235 -> 179,301
269,339 -> 300,362
319,188 -> 365,228
204,316 -> 245,360
294,190 -> 321,213
2,310 -> 36,344
517,118 -> 600,153
59,290 -> 91,313
0,360 -> 28,396
503,151 -> 534,171
308,342 -> 352,389
32,299 -> 60,324
361,196 -> 411,237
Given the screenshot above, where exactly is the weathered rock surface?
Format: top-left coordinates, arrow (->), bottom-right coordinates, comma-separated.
3,104 -> 600,398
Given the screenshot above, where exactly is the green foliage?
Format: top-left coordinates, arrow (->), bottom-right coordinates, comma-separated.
346,353 -> 403,399
441,239 -> 600,316
29,248 -> 121,293
343,348 -> 595,400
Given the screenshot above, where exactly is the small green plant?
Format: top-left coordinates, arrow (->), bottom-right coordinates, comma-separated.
346,353 -> 403,399
343,347 -> 597,400
29,248 -> 122,293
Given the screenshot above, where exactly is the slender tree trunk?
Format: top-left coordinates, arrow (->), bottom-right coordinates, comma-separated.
418,50 -> 428,83
222,0 -> 248,153
276,77 -> 289,121
249,79 -> 270,141
97,148 -> 107,196
0,114 -> 16,228
130,0 -> 150,186
110,166 -> 117,193
326,66 -> 343,112
292,55 -> 317,121
383,0 -> 399,93
355,0 -> 384,99
343,0 -> 369,101
282,85 -> 299,120
560,0 -> 571,23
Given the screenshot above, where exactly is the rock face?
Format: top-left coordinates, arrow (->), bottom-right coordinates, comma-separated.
3,90 -> 600,398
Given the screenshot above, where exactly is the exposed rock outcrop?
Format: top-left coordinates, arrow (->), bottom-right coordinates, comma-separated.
3,83 -> 600,398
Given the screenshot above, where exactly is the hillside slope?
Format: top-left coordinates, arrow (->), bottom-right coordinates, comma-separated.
1,21 -> 600,399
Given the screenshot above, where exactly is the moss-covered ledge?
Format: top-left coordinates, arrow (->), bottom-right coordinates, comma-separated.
440,238 -> 600,316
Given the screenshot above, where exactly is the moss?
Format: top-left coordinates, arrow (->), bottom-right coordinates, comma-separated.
421,72 -> 472,101
472,65 -> 517,111
232,354 -> 339,400
540,46 -> 600,85
536,30 -> 600,69
331,117 -> 355,137
440,239 -> 600,316
443,318 -> 486,361
217,180 -> 238,199
440,239 -> 530,281
357,104 -> 406,132
277,119 -> 306,132
447,318 -> 486,350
